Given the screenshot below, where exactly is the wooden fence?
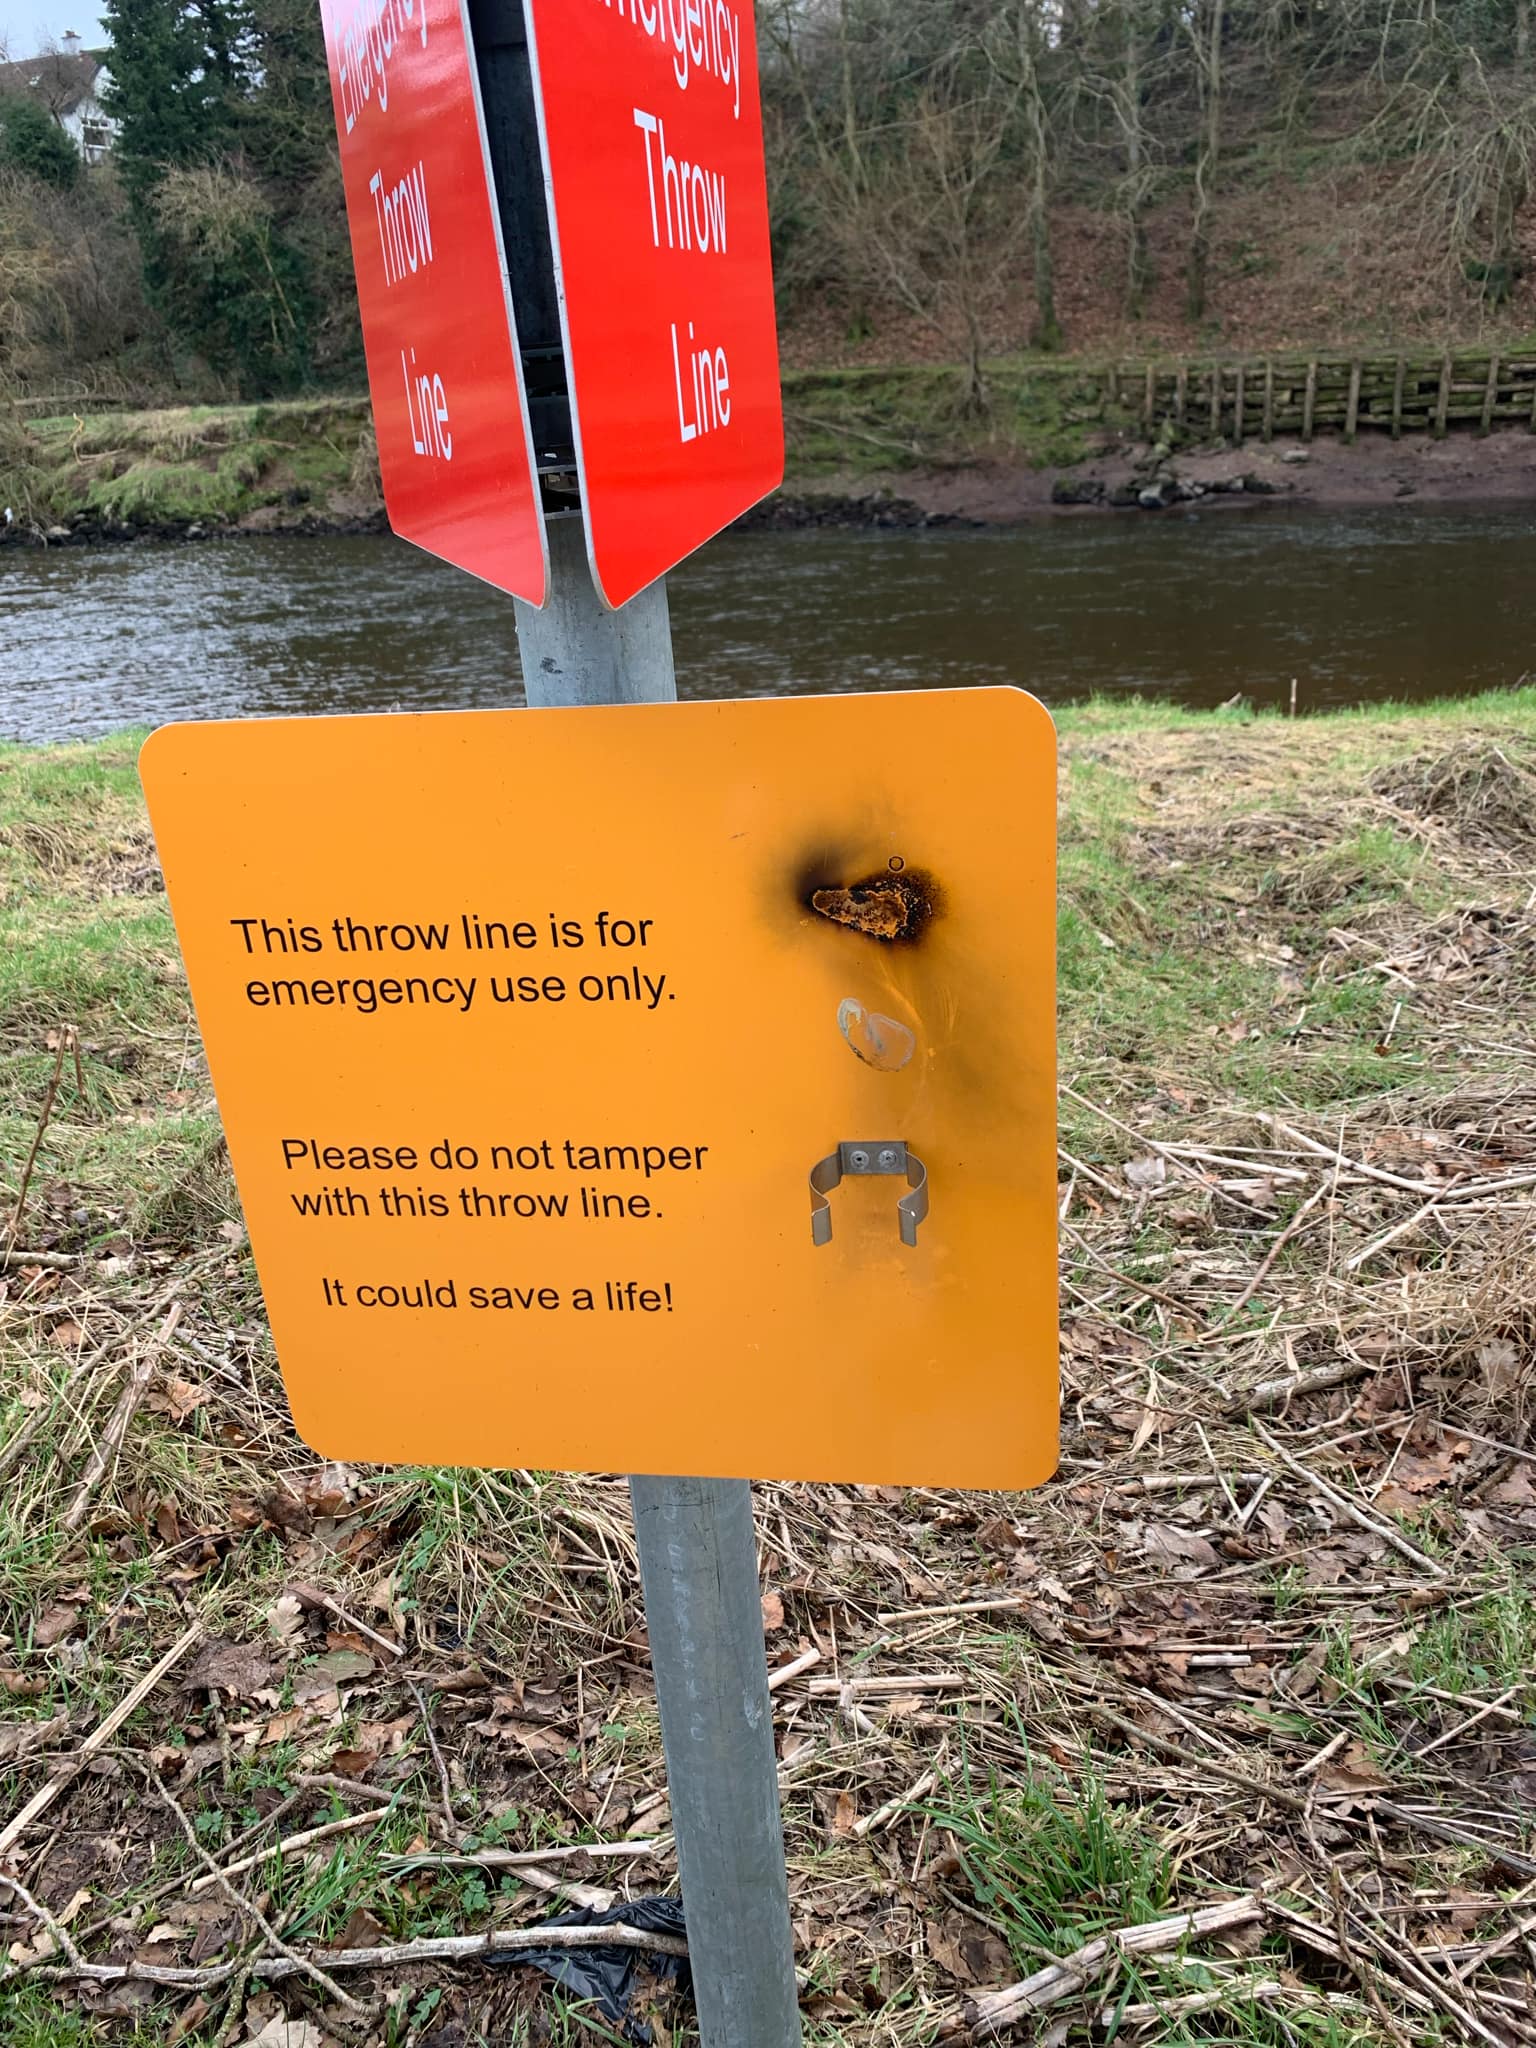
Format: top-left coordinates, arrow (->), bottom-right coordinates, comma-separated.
1093,347 -> 1536,442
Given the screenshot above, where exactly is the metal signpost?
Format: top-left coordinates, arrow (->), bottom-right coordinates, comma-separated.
512,448 -> 802,2048
141,7 -> 1059,2047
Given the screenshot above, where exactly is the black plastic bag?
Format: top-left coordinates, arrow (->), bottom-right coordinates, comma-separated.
490,1897 -> 690,2042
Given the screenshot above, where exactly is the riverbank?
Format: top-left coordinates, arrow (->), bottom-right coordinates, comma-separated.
2,690 -> 1534,2045
7,361 -> 1536,549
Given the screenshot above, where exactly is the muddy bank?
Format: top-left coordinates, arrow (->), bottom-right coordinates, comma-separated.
736,428 -> 1536,530
888,424 -> 1536,524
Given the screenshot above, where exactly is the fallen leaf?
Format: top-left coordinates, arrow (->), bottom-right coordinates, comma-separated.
293,1649 -> 373,1700
1389,1440 -> 1470,1495
147,1376 -> 211,1423
242,2017 -> 326,2048
829,1789 -> 857,1837
1479,1339 -> 1524,1401
0,1712 -> 68,1762
1320,1741 -> 1393,1795
1285,1640 -> 1329,1698
1124,1154 -> 1166,1190
926,1911 -> 1012,1985
266,1594 -> 304,1648
1490,1465 -> 1536,1507
1140,1524 -> 1220,1569
353,1713 -> 413,1760
257,1708 -> 316,1748
166,1993 -> 213,2045
34,1602 -> 83,1648
760,1591 -> 784,1632
325,1747 -> 377,1780
335,1904 -> 383,1950
188,1639 -> 277,1701
1373,1483 -> 1421,1517
8,1929 -> 56,1964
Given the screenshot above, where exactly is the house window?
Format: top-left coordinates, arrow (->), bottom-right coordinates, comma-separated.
80,117 -> 111,163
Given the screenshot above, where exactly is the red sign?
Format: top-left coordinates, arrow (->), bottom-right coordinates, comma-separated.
525,0 -> 784,608
320,0 -> 547,604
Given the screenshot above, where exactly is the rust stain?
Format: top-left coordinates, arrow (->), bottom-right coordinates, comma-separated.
808,869 -> 939,944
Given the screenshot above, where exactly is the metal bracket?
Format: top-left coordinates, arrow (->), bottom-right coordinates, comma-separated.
809,1141 -> 929,1248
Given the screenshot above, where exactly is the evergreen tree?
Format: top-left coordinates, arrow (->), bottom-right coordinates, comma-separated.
0,96 -> 80,189
100,0 -> 314,395
99,0 -> 241,202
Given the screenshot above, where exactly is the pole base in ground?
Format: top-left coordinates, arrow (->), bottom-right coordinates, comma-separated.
630,1474 -> 802,2048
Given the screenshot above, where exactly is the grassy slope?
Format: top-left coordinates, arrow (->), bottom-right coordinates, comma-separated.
1,399 -> 382,535
1,692 -> 1535,2043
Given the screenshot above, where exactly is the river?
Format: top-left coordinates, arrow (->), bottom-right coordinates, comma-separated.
5,502 -> 1533,742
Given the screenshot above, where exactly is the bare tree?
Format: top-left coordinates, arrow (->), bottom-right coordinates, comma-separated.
989,0 -> 1068,350
1186,0 -> 1225,321
761,0 -> 1036,407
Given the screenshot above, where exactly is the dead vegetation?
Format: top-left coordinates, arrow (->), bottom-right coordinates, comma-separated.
2,700 -> 1536,2047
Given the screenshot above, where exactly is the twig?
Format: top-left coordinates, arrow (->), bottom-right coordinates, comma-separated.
142,1761 -> 366,2015
289,1580 -> 402,1658
4,1028 -> 74,1254
383,1841 -> 661,1873
877,1598 -> 1028,1625
61,1302 -> 183,1533
1345,1193 -> 1447,1272
0,1872 -> 87,1969
511,1855 -> 617,1913
1410,1683 -> 1523,1760
1222,1359 -> 1370,1418
767,1646 -> 821,1690
1255,1112 -> 1536,1205
1056,1146 -> 1125,1203
188,1806 -> 391,1892
809,1673 -> 967,1696
407,1675 -> 463,1848
1250,1420 -> 1448,1577
855,1762 -> 940,1838
1335,1867 -> 1509,2048
1380,1675 -> 1521,1721
1449,1906 -> 1536,1985
1294,1728 -> 1349,1780
0,1352 -> 95,1491
1227,1174 -> 1335,1316
1372,1800 -> 1536,1877
1086,1704 -> 1311,1816
1447,1422 -> 1536,1469
20,1916 -> 691,1993
939,1893 -> 1265,2036
0,1616 -> 204,1862
0,1249 -> 74,1271
1096,1981 -> 1286,2026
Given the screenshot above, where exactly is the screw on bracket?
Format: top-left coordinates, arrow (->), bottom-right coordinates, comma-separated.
808,1141 -> 930,1248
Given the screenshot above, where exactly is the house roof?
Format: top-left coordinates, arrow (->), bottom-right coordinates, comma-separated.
0,50 -> 104,120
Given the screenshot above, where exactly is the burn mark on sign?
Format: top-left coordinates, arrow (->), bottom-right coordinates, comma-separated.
807,868 -> 940,944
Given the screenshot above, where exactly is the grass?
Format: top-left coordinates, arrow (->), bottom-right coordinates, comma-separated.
926,1746 -> 1174,1967
1,399 -> 378,534
2,690 -> 1536,2042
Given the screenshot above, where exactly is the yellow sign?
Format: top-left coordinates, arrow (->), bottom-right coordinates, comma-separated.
141,689 -> 1058,1486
